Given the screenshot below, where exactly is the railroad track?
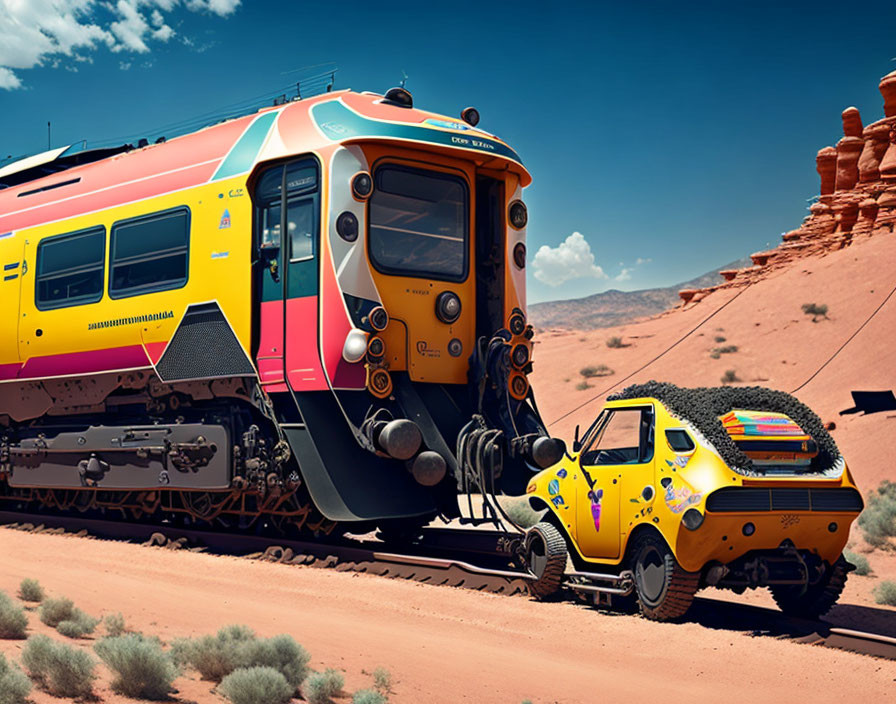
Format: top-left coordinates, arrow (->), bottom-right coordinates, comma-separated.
1,509 -> 894,661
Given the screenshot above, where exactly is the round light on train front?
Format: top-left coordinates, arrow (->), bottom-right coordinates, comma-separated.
435,291 -> 461,324
511,343 -> 529,369
513,242 -> 527,270
509,200 -> 528,229
742,522 -> 755,537
509,312 -> 526,336
351,172 -> 372,200
448,338 -> 463,357
509,373 -> 529,400
342,328 -> 369,363
369,368 -> 393,398
369,306 -> 389,332
367,336 -> 385,361
336,211 -> 359,242
461,106 -> 480,127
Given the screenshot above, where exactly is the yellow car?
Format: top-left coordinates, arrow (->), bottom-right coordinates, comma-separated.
524,382 -> 863,621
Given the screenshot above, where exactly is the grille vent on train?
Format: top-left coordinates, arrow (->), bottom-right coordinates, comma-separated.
705,487 -> 864,513
155,302 -> 255,382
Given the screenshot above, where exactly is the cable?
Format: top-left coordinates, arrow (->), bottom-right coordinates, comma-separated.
790,280 -> 896,394
547,283 -> 753,428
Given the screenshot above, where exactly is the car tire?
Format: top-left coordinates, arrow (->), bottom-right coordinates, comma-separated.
770,554 -> 850,619
630,531 -> 699,621
525,521 -> 568,600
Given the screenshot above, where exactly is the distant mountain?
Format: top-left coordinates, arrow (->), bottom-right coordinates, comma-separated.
529,257 -> 752,330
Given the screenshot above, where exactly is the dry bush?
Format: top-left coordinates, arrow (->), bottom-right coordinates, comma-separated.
17,579 -> 44,603
95,633 -> 178,699
714,335 -> 727,343
105,612 -> 126,637
872,580 -> 896,606
0,652 -> 31,704
801,302 -> 829,321
303,668 -> 345,704
174,626 -> 310,690
606,336 -> 625,348
38,597 -> 75,627
353,690 -> 387,704
0,593 -> 28,639
56,610 -> 100,639
218,666 -> 293,704
720,369 -> 740,384
372,665 -> 392,694
580,364 -> 613,378
858,480 -> 896,548
843,550 -> 871,576
575,381 -> 590,391
22,634 -> 95,698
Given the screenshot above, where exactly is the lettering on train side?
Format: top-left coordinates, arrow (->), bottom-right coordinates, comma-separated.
416,341 -> 441,359
87,311 -> 174,330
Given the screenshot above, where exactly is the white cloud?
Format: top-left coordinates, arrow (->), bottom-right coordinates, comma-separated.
615,268 -> 632,281
635,257 -> 652,265
532,232 -> 607,287
0,0 -> 241,89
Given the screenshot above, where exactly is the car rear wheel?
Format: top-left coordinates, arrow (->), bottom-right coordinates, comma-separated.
525,521 -> 568,600
769,554 -> 850,619
630,532 -> 700,621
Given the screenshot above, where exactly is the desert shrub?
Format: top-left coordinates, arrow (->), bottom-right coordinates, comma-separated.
844,550 -> 871,576
105,612 -> 126,637
0,593 -> 28,639
219,666 -> 293,704
575,381 -> 589,391
606,336 -> 625,348
174,626 -> 309,689
17,579 -> 44,603
580,364 -> 613,378
95,633 -> 178,699
0,652 -> 31,704
711,345 -> 738,359
22,634 -> 95,698
354,689 -> 387,704
714,335 -> 727,343
720,369 -> 740,384
372,665 -> 392,694
709,350 -> 721,359
501,497 -> 543,529
38,597 -> 74,627
858,480 -> 896,548
56,610 -> 100,639
802,302 -> 829,321
304,668 -> 344,704
872,580 -> 896,606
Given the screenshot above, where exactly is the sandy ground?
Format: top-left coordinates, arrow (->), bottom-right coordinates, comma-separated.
0,528 -> 894,704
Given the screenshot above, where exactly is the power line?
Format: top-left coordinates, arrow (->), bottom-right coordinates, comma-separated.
546,283 -> 754,428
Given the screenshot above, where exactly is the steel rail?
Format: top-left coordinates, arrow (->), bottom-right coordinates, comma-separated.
0,509 -> 893,661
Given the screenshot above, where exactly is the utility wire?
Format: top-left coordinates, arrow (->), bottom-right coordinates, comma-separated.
547,283 -> 754,428
790,280 -> 896,394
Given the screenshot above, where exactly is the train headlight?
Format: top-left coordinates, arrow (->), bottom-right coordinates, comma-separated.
369,306 -> 389,332
435,291 -> 461,324
509,311 -> 526,336
342,328 -> 369,363
513,242 -> 527,269
461,106 -> 480,127
511,343 -> 529,369
352,172 -> 372,200
509,200 -> 528,229
367,336 -> 385,362
336,211 -> 359,242
509,372 -> 529,400
448,338 -> 463,357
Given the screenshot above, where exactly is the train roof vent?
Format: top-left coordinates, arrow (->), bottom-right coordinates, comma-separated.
0,143 -> 132,190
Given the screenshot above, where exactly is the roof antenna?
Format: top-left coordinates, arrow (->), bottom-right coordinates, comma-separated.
47,121 -> 51,150
399,70 -> 408,89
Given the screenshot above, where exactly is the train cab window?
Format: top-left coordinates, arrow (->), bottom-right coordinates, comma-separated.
35,226 -> 105,310
581,408 -> 654,466
110,207 -> 189,298
369,164 -> 468,281
255,160 -> 318,255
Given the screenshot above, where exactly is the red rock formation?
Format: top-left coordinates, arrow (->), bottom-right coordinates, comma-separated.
880,70 -> 896,117
842,106 -> 863,137
853,198 -> 879,238
879,125 -> 896,180
816,146 -> 837,196
836,136 -> 863,191
858,123 -> 889,181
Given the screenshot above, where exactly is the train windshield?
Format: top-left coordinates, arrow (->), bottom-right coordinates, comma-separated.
369,164 -> 468,281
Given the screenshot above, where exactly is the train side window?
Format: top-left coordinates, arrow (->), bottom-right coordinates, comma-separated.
35,226 -> 106,310
109,207 -> 190,298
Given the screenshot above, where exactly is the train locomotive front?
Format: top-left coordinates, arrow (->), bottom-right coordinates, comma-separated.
0,88 -> 561,532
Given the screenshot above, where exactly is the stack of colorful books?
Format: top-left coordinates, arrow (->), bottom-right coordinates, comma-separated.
719,410 -> 817,467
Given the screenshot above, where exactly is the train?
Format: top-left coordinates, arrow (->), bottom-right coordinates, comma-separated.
0,86 -> 563,534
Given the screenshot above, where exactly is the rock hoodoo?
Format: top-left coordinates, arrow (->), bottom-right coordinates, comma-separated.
679,69 -> 896,304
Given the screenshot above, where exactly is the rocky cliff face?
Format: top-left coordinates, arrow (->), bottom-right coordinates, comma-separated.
678,70 -> 896,306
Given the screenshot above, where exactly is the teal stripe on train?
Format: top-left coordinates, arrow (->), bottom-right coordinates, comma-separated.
212,111 -> 280,181
311,100 -> 524,166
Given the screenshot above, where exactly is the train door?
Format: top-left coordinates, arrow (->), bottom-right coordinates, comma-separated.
253,158 -> 324,392
576,406 -> 656,560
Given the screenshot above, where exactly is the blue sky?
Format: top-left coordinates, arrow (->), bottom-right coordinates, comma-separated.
2,1 -> 896,303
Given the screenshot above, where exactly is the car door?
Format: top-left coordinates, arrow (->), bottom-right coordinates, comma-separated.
576,406 -> 655,560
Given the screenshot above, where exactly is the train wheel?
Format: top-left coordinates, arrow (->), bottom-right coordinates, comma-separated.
630,532 -> 699,621
769,554 -> 850,619
525,522 -> 567,600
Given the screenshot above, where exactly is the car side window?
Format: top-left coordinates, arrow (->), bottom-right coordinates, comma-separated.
581,408 -> 654,465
